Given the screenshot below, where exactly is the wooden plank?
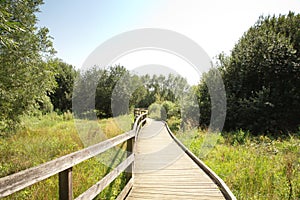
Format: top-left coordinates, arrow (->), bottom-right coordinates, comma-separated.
59,167 -> 73,200
130,188 -> 226,195
75,154 -> 134,200
116,178 -> 133,200
0,130 -> 135,198
127,192 -> 225,200
127,188 -> 225,199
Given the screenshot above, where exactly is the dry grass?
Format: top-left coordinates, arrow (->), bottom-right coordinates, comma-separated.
0,113 -> 133,199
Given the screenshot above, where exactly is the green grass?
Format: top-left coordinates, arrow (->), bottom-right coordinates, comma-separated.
176,129 -> 300,200
2,113 -> 299,199
0,112 -> 133,199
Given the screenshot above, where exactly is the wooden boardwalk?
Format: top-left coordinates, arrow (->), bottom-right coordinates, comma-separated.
125,119 -> 226,199
0,113 -> 235,199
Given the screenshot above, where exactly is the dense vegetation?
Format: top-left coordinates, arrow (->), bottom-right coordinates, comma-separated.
73,66 -> 189,119
197,12 -> 300,135
0,0 -> 56,133
48,59 -> 78,113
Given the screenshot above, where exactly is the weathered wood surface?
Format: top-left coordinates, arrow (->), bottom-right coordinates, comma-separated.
75,154 -> 134,200
125,119 -> 226,200
116,178 -> 133,200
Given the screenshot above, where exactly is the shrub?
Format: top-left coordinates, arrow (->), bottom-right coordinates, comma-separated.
148,102 -> 164,120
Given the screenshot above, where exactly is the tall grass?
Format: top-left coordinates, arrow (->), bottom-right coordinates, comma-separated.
0,112 -> 133,199
176,129 -> 300,199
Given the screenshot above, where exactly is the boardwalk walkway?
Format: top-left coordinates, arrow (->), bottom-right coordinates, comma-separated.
0,114 -> 234,199
126,119 -> 225,199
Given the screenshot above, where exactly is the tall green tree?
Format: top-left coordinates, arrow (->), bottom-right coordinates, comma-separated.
0,0 -> 56,133
48,59 -> 77,113
72,66 -> 100,119
199,12 -> 300,135
138,74 -> 189,107
73,65 -> 131,118
96,65 -> 129,118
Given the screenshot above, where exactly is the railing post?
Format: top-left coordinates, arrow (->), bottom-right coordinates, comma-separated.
126,137 -> 134,181
143,112 -> 147,125
59,167 -> 73,200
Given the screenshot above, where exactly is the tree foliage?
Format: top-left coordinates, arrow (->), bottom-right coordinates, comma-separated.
73,65 -> 190,121
73,65 -> 131,118
198,12 -> 300,135
137,74 -> 189,107
48,59 -> 77,113
0,0 -> 56,133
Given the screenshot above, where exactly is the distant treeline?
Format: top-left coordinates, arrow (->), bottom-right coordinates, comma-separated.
72,65 -> 189,119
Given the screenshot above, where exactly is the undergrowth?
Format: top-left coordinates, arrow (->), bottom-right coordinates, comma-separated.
176,128 -> 300,200
0,112 -> 133,199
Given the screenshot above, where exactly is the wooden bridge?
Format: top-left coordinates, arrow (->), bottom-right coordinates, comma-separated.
0,111 -> 236,200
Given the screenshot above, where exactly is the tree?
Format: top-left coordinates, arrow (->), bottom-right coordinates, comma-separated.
73,65 -> 131,119
48,59 -> 77,113
96,65 -> 129,118
0,0 -> 56,133
215,13 -> 300,134
196,67 -> 226,131
137,74 -> 189,107
72,66 -> 100,119
0,1 -> 23,48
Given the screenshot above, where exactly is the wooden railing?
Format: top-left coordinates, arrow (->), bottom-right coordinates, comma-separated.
0,112 -> 148,200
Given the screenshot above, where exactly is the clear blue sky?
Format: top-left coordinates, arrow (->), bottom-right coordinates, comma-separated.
37,0 -> 164,67
37,0 -> 300,84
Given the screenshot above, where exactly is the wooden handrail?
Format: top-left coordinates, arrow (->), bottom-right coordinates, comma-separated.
164,122 -> 237,200
132,111 -> 147,133
0,112 -> 147,199
75,154 -> 134,200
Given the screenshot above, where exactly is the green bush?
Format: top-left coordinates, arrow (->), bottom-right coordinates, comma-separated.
148,102 -> 164,120
167,116 -> 181,132
161,101 -> 180,119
